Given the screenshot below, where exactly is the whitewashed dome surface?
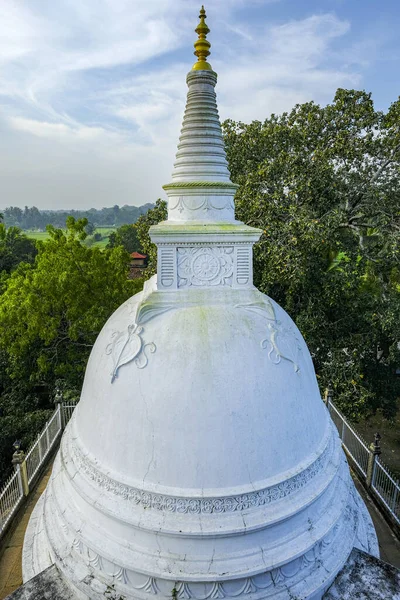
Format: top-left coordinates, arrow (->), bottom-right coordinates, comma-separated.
23,9 -> 378,600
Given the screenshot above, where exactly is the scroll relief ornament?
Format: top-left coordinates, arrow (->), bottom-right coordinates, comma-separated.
106,324 -> 156,382
178,247 -> 234,288
169,195 -> 235,214
236,300 -> 302,373
106,282 -> 176,382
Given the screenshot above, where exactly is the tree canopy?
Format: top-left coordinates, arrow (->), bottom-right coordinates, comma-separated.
0,88 -> 399,480
0,223 -> 37,274
106,223 -> 141,254
135,199 -> 167,273
0,217 -> 140,480
1,203 -> 154,230
133,90 -> 400,419
222,88 -> 400,418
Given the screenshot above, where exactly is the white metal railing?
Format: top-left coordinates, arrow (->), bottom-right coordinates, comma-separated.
327,401 -> 370,476
0,468 -> 23,533
327,397 -> 400,526
372,457 -> 400,525
62,403 -> 77,425
25,405 -> 63,485
0,400 -> 77,539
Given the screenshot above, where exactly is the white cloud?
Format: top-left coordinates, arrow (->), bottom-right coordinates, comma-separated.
10,117 -> 106,141
216,14 -> 359,121
0,2 -> 382,209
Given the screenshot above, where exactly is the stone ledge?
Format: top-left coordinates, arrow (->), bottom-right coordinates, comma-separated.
5,565 -> 77,599
323,548 -> 400,599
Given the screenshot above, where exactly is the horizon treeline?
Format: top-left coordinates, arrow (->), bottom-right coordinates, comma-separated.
1,203 -> 154,230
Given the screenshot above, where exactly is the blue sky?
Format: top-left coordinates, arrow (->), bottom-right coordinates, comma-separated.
0,0 -> 399,210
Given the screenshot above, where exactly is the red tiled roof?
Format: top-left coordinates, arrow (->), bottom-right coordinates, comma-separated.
130,252 -> 147,259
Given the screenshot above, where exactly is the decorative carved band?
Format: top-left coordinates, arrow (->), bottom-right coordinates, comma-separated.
168,196 -> 235,213
68,431 -> 333,514
163,182 -> 238,190
68,515 -> 344,598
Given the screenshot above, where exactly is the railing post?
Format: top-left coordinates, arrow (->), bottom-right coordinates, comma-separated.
45,422 -> 50,451
54,388 -> 65,430
366,432 -> 381,488
37,433 -> 43,463
12,444 -> 29,497
324,383 -> 333,409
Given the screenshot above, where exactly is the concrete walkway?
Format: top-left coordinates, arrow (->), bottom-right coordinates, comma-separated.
0,464 -> 53,600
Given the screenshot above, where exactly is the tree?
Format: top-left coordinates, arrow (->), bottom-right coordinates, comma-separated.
0,223 -> 37,273
222,89 -> 400,418
0,217 -> 145,481
1,204 -> 155,230
106,224 -> 141,254
85,221 -> 96,236
0,217 -> 135,395
135,199 -> 167,274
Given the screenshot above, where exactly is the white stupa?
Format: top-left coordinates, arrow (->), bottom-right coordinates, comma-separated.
23,7 -> 378,600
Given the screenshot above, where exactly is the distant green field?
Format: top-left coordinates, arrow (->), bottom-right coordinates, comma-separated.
25,227 -> 117,249
25,230 -> 51,241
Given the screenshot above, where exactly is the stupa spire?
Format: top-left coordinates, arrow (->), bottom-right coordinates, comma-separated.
151,7 -> 262,291
192,6 -> 212,71
161,6 -> 238,223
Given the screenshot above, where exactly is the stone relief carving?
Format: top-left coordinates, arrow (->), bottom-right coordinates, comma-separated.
261,321 -> 302,373
106,325 -> 156,382
235,301 -> 302,373
68,432 -> 332,514
178,247 -> 234,288
106,279 -> 176,382
169,196 -> 235,213
69,518 -> 344,599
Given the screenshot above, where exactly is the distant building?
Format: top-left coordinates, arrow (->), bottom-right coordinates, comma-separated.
129,251 -> 147,279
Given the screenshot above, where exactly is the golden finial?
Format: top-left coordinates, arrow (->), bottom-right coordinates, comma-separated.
192,6 -> 212,71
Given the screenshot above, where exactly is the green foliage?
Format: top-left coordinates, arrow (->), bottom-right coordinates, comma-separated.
2,203 -> 154,229
85,221 -> 96,236
222,89 -> 400,419
106,223 -> 141,253
0,218 -> 133,388
0,217 -> 137,479
0,374 -> 53,483
0,223 -> 37,273
134,199 -> 167,276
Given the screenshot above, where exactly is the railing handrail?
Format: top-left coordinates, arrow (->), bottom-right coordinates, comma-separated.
0,469 -> 21,501
0,400 -> 78,539
375,456 -> 400,487
327,400 -> 370,453
326,396 -> 400,527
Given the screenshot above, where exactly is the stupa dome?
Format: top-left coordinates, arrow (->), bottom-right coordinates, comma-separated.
68,279 -> 330,492
23,7 -> 378,600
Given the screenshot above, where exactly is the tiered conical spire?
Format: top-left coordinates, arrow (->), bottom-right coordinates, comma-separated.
167,64 -> 232,184
152,7 -> 261,290
162,7 -> 237,223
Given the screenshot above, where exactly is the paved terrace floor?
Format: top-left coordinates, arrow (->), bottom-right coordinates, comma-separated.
0,464 -> 52,600
0,466 -> 399,599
